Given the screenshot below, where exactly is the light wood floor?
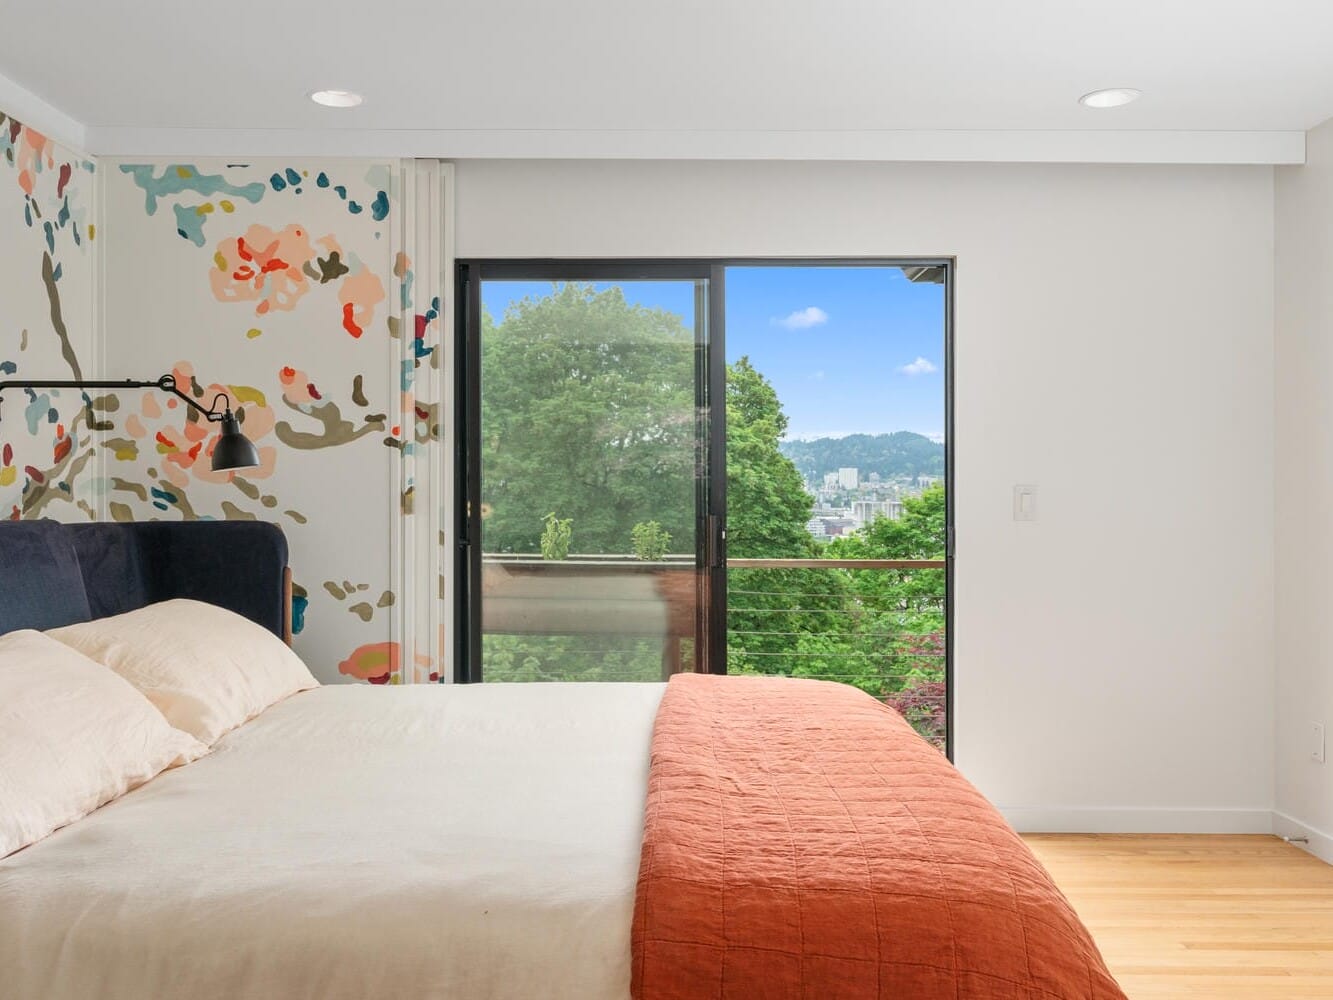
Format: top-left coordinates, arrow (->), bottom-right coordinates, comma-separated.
1022,834 -> 1333,999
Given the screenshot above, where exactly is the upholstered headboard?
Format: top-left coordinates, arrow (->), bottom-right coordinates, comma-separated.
0,520 -> 291,641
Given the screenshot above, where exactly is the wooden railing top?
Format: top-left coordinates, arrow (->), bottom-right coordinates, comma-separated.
728,558 -> 946,570
482,554 -> 945,571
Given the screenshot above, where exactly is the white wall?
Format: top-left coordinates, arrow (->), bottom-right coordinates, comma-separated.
1275,119 -> 1333,861
455,159 -> 1277,831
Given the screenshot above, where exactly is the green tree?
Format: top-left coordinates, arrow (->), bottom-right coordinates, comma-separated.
725,357 -> 817,558
827,485 -> 946,622
481,283 -> 696,554
724,357 -> 851,673
826,485 -> 947,736
829,484 -> 945,561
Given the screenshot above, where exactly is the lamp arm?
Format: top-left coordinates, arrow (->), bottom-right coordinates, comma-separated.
154,376 -> 232,423
0,374 -> 231,423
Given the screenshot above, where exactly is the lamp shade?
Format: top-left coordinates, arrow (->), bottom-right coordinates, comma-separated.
211,413 -> 261,472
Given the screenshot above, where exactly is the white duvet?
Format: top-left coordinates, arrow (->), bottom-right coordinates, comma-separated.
0,682 -> 666,1000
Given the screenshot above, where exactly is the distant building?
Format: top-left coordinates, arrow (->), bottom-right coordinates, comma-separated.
823,472 -> 839,489
852,499 -> 906,525
838,467 -> 859,489
852,500 -> 887,524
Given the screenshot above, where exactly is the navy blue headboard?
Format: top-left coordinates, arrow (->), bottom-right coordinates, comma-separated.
0,520 -> 291,640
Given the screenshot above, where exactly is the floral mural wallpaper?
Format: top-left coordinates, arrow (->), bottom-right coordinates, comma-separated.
0,116 -> 450,685
0,113 -> 98,521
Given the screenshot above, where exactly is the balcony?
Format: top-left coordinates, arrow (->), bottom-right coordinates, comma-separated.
728,558 -> 945,750
480,554 -> 946,749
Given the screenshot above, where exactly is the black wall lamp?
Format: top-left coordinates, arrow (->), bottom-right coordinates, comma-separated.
0,373 -> 260,472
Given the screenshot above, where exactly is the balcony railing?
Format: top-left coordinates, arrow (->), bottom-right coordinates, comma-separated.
727,558 -> 946,749
479,554 -> 946,749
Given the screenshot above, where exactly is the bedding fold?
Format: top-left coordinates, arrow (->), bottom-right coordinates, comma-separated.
631,674 -> 1126,999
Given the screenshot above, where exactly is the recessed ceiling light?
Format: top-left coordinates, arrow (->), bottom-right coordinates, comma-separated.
1079,88 -> 1142,109
310,90 -> 364,108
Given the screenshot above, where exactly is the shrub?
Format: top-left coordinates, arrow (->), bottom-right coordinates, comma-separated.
631,520 -> 671,561
540,512 -> 572,560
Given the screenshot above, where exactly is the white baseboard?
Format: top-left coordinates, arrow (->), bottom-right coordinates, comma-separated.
1272,811 -> 1333,865
1000,806 -> 1275,835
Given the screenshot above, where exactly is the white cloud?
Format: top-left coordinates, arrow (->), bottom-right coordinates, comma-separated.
809,370 -> 826,381
897,356 -> 938,376
774,306 -> 828,330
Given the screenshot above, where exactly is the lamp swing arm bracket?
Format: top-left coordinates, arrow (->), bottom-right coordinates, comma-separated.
0,374 -> 235,422
0,372 -> 256,473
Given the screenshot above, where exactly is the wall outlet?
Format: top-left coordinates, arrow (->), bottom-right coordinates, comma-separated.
1314,722 -> 1326,764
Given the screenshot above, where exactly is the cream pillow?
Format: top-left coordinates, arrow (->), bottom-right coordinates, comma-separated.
0,629 -> 207,859
48,599 -> 318,746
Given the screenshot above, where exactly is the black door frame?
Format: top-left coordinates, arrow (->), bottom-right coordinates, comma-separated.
454,260 -> 724,682
455,257 -> 956,759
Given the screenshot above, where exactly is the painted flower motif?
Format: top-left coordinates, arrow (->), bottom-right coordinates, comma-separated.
339,267 -> 385,338
15,125 -> 51,197
52,422 -> 72,463
209,223 -> 315,315
338,641 -> 400,684
278,365 -> 321,405
123,362 -> 279,486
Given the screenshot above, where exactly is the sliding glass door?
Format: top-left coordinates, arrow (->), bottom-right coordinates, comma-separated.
722,264 -> 950,751
455,263 -> 720,682
456,259 -> 953,755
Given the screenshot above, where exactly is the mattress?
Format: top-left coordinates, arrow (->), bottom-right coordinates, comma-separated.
0,682 -> 666,1000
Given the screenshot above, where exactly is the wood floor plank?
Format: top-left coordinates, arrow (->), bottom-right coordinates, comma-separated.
1022,834 -> 1333,999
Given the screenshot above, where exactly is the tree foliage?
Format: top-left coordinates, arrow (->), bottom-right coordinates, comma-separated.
725,357 -> 852,672
631,521 -> 671,561
480,283 -> 695,555
725,357 -> 817,558
780,431 -> 944,481
539,512 -> 572,560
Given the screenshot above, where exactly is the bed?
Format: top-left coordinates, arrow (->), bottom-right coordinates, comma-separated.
0,520 -> 1125,1000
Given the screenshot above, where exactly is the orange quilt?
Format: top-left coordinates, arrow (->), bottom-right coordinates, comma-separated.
631,674 -> 1126,999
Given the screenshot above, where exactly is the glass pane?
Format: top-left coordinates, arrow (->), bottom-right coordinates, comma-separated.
478,279 -> 707,681
723,266 -> 948,749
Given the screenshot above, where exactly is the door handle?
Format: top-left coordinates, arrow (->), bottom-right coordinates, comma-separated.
707,515 -> 727,569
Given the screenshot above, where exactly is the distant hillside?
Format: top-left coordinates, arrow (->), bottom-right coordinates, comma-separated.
779,432 -> 944,482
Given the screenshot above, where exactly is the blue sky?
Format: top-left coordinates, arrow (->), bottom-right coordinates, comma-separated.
481,266 -> 945,441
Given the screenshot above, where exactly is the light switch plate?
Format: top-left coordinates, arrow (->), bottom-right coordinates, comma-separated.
1314,723 -> 1326,764
1013,485 -> 1037,522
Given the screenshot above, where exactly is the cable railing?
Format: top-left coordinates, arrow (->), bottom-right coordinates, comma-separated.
728,558 -> 945,569
477,554 -> 947,749
726,559 -> 946,749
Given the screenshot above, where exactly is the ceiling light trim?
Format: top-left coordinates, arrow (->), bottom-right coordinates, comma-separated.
1079,88 -> 1144,109
309,90 -> 364,108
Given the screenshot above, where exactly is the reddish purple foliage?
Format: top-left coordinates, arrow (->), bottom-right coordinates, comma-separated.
884,678 -> 947,752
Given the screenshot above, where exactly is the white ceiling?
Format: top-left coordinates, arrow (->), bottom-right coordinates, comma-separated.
2,0 -> 1332,162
